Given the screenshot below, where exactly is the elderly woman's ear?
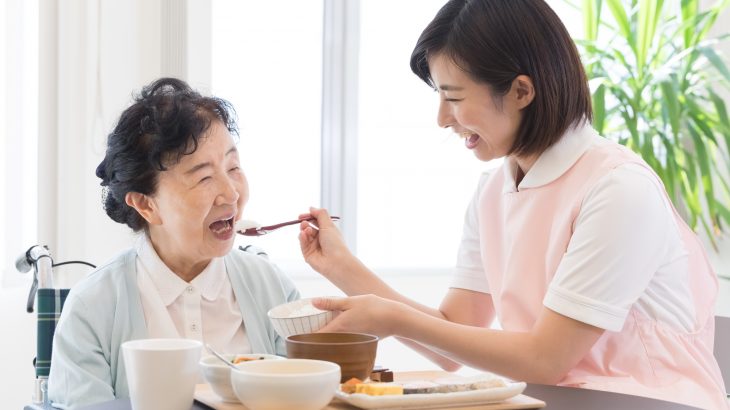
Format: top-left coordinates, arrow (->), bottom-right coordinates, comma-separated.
125,192 -> 162,226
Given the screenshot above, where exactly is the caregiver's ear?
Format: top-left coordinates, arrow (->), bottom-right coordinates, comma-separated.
511,75 -> 535,109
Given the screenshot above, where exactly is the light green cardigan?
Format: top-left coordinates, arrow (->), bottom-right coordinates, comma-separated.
48,247 -> 300,409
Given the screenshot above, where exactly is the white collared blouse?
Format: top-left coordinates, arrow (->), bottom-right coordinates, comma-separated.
135,234 -> 251,354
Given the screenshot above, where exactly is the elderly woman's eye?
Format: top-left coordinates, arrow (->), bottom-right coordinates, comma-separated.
199,176 -> 212,183
229,166 -> 240,173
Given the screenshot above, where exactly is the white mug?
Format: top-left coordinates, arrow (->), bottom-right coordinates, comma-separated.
122,338 -> 202,410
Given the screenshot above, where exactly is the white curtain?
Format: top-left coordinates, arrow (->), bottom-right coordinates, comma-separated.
37,0 -> 211,287
1,0 -> 38,287
2,1 -> 212,408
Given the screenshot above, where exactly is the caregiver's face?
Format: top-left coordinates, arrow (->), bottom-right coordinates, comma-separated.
429,52 -> 523,162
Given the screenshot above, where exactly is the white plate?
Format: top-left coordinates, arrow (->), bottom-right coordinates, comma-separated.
334,381 -> 526,410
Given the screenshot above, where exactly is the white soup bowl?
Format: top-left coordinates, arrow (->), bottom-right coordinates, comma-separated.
199,353 -> 283,402
231,358 -> 340,410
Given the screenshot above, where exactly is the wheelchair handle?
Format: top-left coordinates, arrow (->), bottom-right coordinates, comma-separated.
17,245 -> 54,313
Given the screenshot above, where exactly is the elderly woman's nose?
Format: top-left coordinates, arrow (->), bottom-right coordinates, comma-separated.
215,176 -> 240,205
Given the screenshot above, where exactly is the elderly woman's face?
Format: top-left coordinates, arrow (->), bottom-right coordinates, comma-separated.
147,120 -> 248,271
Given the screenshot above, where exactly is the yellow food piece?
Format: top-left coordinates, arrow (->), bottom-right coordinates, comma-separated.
355,383 -> 404,396
340,377 -> 362,394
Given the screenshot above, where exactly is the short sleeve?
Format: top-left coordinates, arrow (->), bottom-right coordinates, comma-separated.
451,172 -> 491,294
544,164 -> 677,331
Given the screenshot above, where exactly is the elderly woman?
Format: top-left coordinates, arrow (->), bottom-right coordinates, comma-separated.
48,78 -> 299,409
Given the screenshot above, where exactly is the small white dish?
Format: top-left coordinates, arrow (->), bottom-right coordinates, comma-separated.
200,353 -> 283,402
268,297 -> 339,338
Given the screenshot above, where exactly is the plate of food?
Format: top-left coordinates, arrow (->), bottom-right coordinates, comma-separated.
334,372 -> 531,410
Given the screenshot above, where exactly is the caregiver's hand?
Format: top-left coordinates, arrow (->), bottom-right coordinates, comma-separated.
298,207 -> 354,278
312,295 -> 404,339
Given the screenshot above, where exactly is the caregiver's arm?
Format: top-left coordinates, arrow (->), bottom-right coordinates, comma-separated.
300,208 -> 495,370
395,304 -> 604,383
318,295 -> 603,384
394,289 -> 495,371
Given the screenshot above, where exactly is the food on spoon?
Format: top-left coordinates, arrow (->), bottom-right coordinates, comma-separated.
235,219 -> 261,232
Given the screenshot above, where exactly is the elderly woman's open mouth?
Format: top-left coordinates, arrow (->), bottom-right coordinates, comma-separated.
209,216 -> 235,240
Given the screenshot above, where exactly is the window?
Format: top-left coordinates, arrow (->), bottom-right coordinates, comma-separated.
355,1 -> 582,272
211,0 -> 323,273
356,0 -> 487,271
1,0 -> 38,286
209,1 -> 585,276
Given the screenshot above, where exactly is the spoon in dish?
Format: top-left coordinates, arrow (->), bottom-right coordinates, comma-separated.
235,216 -> 340,236
205,344 -> 238,370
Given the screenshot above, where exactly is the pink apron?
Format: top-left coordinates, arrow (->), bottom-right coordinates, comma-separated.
478,143 -> 728,409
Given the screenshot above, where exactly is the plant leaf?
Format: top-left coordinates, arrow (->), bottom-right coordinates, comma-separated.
606,0 -> 635,47
583,0 -> 603,41
593,82 -> 607,133
699,47 -> 730,84
659,80 -> 681,137
681,0 -> 699,48
637,0 -> 664,79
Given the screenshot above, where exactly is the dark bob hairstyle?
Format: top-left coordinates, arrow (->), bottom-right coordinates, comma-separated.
410,0 -> 592,157
95,77 -> 238,231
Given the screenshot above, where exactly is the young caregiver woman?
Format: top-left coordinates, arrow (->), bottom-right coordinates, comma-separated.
299,0 -> 728,408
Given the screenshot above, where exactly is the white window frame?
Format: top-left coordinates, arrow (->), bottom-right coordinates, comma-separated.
320,0 -> 360,252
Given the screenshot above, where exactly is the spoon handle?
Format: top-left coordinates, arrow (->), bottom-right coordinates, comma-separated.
260,216 -> 340,231
206,343 -> 238,369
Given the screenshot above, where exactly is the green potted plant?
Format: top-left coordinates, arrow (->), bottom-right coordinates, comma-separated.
571,0 -> 730,249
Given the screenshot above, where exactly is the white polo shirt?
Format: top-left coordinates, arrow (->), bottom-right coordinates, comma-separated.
452,126 -> 697,332
135,235 -> 251,353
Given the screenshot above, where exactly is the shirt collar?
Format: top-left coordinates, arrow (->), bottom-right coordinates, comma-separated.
135,235 -> 226,305
501,122 -> 602,193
